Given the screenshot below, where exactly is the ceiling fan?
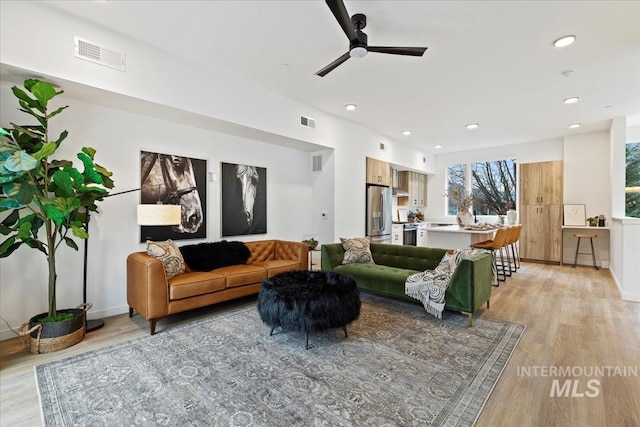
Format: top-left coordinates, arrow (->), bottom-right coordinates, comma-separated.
315,0 -> 428,77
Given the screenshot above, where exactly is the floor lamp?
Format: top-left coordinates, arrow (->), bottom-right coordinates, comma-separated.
84,186 -> 182,332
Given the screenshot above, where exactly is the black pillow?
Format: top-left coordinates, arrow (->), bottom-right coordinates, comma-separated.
179,241 -> 251,271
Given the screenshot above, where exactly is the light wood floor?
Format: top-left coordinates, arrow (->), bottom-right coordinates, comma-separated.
1,262 -> 639,426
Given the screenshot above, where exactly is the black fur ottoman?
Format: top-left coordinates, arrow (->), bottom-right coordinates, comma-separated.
257,270 -> 361,349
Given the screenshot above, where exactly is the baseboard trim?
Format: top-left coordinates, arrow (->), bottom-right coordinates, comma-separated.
0,305 -> 130,342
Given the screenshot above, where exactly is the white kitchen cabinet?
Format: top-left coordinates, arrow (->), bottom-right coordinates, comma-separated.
417,225 -> 428,246
391,224 -> 404,245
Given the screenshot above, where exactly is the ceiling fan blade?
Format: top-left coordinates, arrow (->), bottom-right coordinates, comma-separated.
315,52 -> 351,77
368,46 -> 428,56
325,0 -> 358,42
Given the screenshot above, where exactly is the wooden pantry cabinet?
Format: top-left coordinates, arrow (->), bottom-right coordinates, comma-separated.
519,160 -> 563,263
366,157 -> 391,186
398,171 -> 428,206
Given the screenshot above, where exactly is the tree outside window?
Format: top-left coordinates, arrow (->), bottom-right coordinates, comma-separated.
446,159 -> 517,216
472,159 -> 517,215
447,164 -> 467,215
627,142 -> 640,218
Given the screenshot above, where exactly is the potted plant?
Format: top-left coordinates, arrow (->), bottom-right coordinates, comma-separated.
0,79 -> 114,353
302,236 -> 319,250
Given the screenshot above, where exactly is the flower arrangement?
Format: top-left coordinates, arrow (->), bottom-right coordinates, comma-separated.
445,187 -> 474,211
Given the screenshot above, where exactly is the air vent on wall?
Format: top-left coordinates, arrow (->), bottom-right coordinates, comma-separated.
312,155 -> 323,172
74,36 -> 126,72
300,116 -> 316,129
379,142 -> 387,151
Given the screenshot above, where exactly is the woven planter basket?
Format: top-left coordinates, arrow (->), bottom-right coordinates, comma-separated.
19,304 -> 91,354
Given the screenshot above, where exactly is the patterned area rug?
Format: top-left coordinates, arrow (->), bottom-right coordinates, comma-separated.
36,293 -> 524,426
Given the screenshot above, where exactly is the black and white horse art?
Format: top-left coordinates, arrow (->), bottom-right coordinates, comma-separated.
236,164 -> 259,227
140,152 -> 204,236
221,162 -> 266,237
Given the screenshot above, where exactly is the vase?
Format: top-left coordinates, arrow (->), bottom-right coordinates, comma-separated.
456,210 -> 474,226
507,209 -> 517,225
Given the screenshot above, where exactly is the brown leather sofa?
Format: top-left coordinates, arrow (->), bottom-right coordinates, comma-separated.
127,239 -> 308,334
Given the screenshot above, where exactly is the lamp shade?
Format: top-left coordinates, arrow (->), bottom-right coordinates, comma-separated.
137,204 -> 181,226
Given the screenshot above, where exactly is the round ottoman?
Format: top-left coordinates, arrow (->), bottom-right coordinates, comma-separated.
257,270 -> 361,349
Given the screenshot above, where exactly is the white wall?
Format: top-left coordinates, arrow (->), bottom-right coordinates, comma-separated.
425,138 -> 564,222
0,88 -> 316,339
427,132 -> 618,268
0,2 -> 431,339
562,131 -> 611,266
609,119 -> 640,301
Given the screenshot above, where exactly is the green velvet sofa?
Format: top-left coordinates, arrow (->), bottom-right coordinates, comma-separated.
321,243 -> 492,326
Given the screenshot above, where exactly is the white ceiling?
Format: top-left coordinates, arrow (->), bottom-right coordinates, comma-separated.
41,0 -> 640,153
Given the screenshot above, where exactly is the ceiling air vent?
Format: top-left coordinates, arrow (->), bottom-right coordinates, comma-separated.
312,155 -> 323,172
74,36 -> 126,72
300,116 -> 316,129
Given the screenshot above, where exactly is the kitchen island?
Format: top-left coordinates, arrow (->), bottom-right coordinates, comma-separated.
425,224 -> 497,249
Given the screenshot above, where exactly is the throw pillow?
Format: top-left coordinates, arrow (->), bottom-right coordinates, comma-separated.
179,241 -> 251,271
340,237 -> 375,264
146,240 -> 185,279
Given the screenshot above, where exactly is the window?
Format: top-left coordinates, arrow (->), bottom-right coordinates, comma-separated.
471,159 -> 517,215
446,159 -> 517,216
446,164 -> 467,215
627,142 -> 640,218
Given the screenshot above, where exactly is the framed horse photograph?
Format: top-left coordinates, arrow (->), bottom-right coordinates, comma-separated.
221,162 -> 267,237
139,150 -> 207,242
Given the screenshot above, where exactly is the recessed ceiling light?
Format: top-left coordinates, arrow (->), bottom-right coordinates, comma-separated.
568,123 -> 581,129
403,130 -> 412,136
345,104 -> 357,111
563,97 -> 579,104
465,123 -> 479,130
434,144 -> 443,149
280,63 -> 289,69
553,35 -> 576,48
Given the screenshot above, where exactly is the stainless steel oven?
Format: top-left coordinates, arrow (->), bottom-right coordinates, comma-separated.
403,223 -> 417,246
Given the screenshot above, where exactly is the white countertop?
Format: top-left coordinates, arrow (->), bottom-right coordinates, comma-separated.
426,224 -> 499,234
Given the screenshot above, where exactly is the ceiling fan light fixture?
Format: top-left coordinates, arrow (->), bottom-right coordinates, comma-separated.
553,35 -> 576,48
349,46 -> 368,58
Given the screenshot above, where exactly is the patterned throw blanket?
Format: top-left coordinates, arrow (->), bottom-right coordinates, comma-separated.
405,249 -> 489,319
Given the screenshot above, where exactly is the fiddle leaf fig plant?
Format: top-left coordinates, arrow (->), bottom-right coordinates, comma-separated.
0,79 -> 114,322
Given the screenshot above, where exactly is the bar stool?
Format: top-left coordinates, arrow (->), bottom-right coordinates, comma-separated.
571,233 -> 599,270
471,227 -> 509,284
509,225 -> 522,271
501,226 -> 519,276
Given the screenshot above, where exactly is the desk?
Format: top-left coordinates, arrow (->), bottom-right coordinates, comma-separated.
425,225 -> 496,249
561,226 -> 610,267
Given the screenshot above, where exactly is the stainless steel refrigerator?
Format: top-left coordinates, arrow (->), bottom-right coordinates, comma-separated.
366,185 -> 392,244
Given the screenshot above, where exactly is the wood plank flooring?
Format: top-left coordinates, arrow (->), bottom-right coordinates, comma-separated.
1,262 -> 639,426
